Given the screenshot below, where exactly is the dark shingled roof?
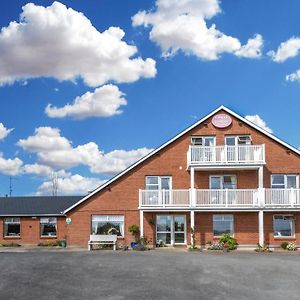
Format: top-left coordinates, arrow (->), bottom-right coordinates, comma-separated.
0,196 -> 83,216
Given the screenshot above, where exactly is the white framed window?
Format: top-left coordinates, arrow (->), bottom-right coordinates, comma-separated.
91,215 -> 124,237
40,217 -> 57,237
271,174 -> 298,189
213,215 -> 234,237
273,215 -> 295,238
210,175 -> 237,189
225,135 -> 252,145
191,136 -> 215,146
146,176 -> 172,190
4,217 -> 20,237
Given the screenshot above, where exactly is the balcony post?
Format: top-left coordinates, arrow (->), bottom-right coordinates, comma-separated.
139,189 -> 142,207
225,189 -> 228,207
190,210 -> 195,246
258,210 -> 264,247
140,210 -> 144,238
190,167 -> 195,189
258,166 -> 264,189
290,188 -> 295,208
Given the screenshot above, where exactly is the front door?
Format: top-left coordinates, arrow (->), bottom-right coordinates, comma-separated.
156,215 -> 186,246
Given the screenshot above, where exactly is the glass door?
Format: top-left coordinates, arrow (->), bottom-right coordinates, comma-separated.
156,215 -> 186,245
174,216 -> 186,244
156,215 -> 172,245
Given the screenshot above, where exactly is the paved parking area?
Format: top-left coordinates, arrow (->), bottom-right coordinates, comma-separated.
0,249 -> 299,300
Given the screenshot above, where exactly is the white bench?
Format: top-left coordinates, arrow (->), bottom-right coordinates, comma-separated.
88,234 -> 117,251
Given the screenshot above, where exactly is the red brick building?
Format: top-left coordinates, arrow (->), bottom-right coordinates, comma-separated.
1,106 -> 300,248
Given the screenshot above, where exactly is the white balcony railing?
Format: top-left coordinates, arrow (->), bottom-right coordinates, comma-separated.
139,188 -> 300,209
265,188 -> 300,207
139,190 -> 190,207
195,189 -> 259,207
188,145 -> 265,166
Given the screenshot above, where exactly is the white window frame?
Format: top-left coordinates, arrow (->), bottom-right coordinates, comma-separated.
271,174 -> 299,189
225,135 -> 252,145
191,136 -> 216,146
91,215 -> 125,238
213,214 -> 234,237
209,175 -> 237,189
273,214 -> 295,238
145,176 -> 172,190
40,217 -> 57,238
4,217 -> 21,238
156,215 -> 187,245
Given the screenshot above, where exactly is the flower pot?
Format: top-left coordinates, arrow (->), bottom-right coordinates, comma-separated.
223,248 -> 229,253
131,242 -> 137,248
60,240 -> 67,248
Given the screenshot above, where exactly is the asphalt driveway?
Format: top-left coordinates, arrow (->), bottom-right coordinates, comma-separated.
0,249 -> 299,300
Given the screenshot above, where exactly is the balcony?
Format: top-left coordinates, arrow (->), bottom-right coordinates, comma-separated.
139,188 -> 300,209
187,145 -> 265,167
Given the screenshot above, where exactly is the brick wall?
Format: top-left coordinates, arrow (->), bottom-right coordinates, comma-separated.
62,109 -> 300,247
0,216 -> 66,245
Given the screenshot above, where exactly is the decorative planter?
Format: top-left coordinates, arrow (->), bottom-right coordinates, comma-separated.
60,240 -> 67,248
131,242 -> 137,248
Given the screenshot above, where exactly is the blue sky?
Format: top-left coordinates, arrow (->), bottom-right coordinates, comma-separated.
0,0 -> 300,196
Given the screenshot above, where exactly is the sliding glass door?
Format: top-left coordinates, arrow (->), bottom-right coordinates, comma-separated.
156,215 -> 186,245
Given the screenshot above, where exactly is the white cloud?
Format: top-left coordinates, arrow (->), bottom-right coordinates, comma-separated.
235,34 -> 263,58
0,1 -> 156,86
268,37 -> 300,63
0,123 -> 13,140
0,153 -> 23,175
23,163 -> 53,177
132,0 -> 263,60
18,127 -> 71,152
245,115 -> 273,133
18,127 -> 153,175
286,70 -> 300,83
37,173 -> 105,196
45,84 -> 127,119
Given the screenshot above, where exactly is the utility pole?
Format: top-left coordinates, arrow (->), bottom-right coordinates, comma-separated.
51,172 -> 58,197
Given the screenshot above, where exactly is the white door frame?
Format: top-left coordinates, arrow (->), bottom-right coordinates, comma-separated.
156,215 -> 187,246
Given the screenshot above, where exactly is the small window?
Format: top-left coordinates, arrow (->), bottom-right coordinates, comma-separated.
273,215 -> 295,238
40,217 -> 57,237
146,176 -> 171,190
238,136 -> 252,145
213,215 -> 234,237
4,217 -> 20,237
191,136 -> 215,146
92,215 -> 124,237
191,137 -> 203,146
271,174 -> 298,189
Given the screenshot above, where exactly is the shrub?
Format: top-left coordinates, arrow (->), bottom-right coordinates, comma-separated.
128,224 -> 140,242
219,234 -> 238,250
0,243 -> 21,247
286,242 -> 297,251
280,242 -> 289,249
38,241 -> 61,247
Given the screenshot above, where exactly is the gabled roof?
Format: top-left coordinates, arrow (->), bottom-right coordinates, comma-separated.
0,196 -> 82,216
63,105 -> 300,214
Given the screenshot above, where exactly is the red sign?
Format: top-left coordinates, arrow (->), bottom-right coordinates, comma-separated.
212,114 -> 232,128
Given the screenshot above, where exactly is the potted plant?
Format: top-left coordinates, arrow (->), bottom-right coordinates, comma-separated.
128,224 -> 140,248
223,242 -> 229,252
219,233 -> 238,251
